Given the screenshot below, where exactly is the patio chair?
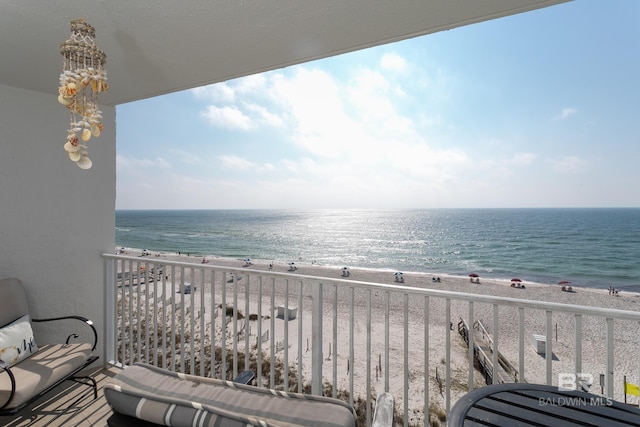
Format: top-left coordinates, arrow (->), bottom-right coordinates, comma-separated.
0,277 -> 99,415
104,363 -> 395,427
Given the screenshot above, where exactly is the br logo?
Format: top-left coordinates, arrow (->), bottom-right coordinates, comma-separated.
558,373 -> 594,391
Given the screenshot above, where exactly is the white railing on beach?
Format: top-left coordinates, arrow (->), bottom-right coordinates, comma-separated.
103,254 -> 640,427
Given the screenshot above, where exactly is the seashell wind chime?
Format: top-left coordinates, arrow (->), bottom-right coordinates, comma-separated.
58,19 -> 108,169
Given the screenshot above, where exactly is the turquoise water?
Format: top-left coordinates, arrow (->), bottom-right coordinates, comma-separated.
116,208 -> 640,291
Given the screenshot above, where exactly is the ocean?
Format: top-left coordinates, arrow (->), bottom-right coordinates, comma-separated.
115,208 -> 640,292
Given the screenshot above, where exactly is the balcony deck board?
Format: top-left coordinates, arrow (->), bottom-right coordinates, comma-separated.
2,366 -> 121,427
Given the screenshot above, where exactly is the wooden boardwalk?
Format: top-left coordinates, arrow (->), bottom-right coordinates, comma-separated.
458,318 -> 518,385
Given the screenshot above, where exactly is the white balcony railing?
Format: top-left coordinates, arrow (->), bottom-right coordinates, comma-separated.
103,254 -> 640,426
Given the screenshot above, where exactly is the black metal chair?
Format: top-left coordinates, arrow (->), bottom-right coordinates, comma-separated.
0,277 -> 99,415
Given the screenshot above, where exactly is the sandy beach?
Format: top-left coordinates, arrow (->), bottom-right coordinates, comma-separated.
116,247 -> 640,425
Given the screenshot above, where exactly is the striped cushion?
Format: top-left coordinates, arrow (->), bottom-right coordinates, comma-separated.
104,363 -> 357,427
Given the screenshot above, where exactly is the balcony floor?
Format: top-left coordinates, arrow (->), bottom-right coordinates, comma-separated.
2,366 -> 120,427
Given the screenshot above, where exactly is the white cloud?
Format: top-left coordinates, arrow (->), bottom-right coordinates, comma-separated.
218,155 -> 254,170
282,158 -> 318,175
166,149 -> 203,165
511,152 -> 537,166
191,83 -> 235,103
243,102 -> 284,127
258,163 -> 275,172
548,155 -> 586,173
116,154 -> 171,170
177,54 -> 600,209
201,105 -> 253,130
554,107 -> 577,120
380,53 -> 406,72
235,74 -> 268,94
270,68 -> 359,158
348,68 -> 395,122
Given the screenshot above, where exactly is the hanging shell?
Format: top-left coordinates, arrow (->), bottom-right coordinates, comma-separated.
76,154 -> 93,169
58,94 -> 73,106
78,76 -> 91,89
64,140 -> 81,153
90,123 -> 103,137
81,128 -> 92,142
67,133 -> 79,145
68,150 -> 82,162
91,80 -> 108,92
59,82 -> 77,98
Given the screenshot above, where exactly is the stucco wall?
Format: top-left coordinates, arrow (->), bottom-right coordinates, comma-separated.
0,83 -> 115,363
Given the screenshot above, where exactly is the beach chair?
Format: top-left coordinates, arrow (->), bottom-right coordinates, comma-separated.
0,277 -> 99,415
105,363 -> 396,427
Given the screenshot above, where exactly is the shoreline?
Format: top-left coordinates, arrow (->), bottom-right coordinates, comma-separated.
117,246 -> 640,301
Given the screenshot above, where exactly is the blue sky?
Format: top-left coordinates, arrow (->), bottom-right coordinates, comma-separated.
116,0 -> 639,210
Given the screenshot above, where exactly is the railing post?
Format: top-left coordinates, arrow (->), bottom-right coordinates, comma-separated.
545,310 -> 553,385
104,257 -> 116,364
423,296 -> 429,425
518,307 -> 525,383
575,314 -> 582,380
445,298 -> 451,413
312,283 -> 323,396
404,293 -> 410,427
468,301 -> 474,389
492,304 -> 499,385
606,317 -> 614,398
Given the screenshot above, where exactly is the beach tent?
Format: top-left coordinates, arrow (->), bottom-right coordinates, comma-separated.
558,280 -> 573,292
511,278 -> 525,288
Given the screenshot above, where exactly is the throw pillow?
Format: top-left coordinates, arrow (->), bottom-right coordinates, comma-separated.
0,314 -> 38,366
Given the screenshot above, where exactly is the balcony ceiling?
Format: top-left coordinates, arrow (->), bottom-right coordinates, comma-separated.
2,0 -> 568,106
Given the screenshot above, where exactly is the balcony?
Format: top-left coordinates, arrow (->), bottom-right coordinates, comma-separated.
5,254 -> 640,426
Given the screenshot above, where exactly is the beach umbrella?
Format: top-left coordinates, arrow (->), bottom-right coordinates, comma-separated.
511,278 -> 522,282
394,271 -> 403,276
469,273 -> 479,278
558,280 -> 571,285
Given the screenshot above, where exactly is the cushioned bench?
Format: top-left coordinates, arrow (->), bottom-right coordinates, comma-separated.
0,277 -> 99,415
104,363 -> 358,427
